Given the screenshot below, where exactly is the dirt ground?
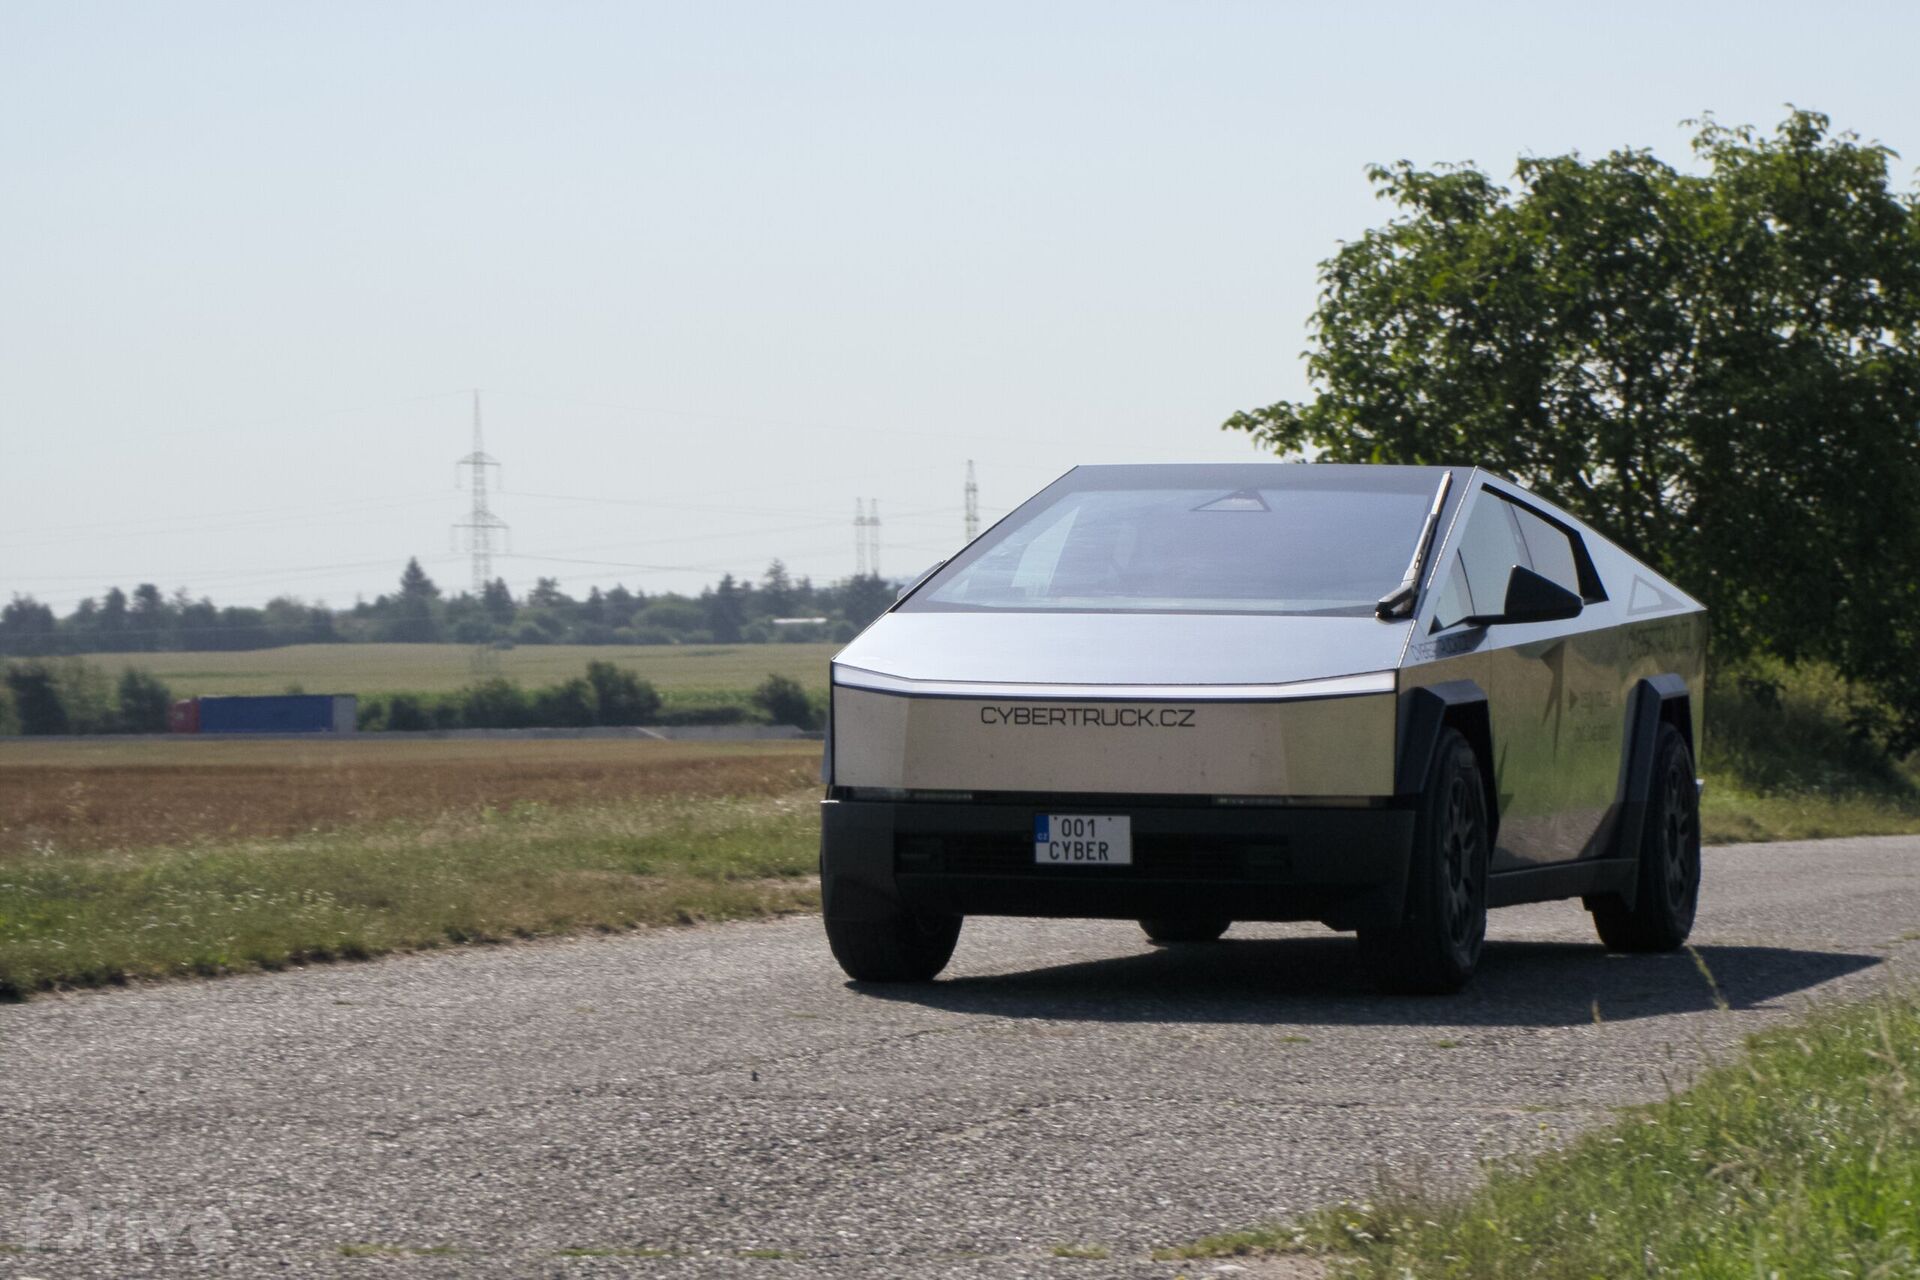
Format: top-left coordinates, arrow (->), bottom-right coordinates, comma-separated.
0,737 -> 821,856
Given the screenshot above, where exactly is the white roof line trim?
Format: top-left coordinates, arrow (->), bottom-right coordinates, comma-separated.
831,666 -> 1397,702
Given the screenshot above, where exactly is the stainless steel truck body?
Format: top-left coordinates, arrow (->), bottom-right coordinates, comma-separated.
820,463 -> 1706,992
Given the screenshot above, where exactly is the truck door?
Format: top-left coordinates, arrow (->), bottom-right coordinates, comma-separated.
1439,488 -> 1612,869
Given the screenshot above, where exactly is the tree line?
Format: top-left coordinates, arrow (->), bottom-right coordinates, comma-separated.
0,658 -> 821,735
0,560 -> 898,656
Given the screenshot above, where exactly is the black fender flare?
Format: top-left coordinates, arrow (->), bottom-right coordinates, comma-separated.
1593,674 -> 1693,902
1396,680 -> 1496,829
1364,680 -> 1493,933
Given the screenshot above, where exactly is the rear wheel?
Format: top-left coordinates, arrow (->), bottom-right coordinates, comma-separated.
1358,729 -> 1489,994
1139,917 -> 1230,944
1592,723 -> 1700,952
824,908 -> 962,982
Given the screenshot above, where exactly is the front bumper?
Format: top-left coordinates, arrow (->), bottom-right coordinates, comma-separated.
820,796 -> 1417,931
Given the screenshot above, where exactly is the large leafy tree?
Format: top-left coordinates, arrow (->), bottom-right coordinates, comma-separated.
1227,110 -> 1920,747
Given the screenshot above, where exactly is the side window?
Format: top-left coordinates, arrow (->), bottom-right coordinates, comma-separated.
1431,551 -> 1474,629
1454,493 -> 1531,618
1511,505 -> 1582,598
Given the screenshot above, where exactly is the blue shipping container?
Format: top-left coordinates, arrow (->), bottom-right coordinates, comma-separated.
195,695 -> 356,734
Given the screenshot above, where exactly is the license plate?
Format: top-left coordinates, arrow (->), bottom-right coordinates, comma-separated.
1033,814 -> 1132,866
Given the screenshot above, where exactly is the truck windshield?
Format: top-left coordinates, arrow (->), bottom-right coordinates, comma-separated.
902,466 -> 1445,617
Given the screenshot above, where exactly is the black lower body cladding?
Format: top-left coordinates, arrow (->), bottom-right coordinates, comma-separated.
820,797 -> 1417,932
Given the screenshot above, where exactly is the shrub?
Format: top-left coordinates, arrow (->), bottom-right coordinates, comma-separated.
586,661 -> 662,725
115,668 -> 174,733
383,693 -> 432,732
4,662 -> 67,734
1,659 -> 115,734
459,678 -> 529,729
530,677 -> 596,728
753,673 -> 818,729
1705,658 -> 1920,798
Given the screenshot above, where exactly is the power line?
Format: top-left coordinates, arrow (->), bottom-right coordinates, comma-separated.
452,391 -> 509,596
0,491 -> 451,547
484,386 -> 1099,451
0,388 -> 475,462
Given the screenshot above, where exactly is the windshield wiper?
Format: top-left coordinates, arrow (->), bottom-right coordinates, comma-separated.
1375,471 -> 1453,620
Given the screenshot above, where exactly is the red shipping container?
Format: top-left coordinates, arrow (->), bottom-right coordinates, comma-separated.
167,699 -> 201,734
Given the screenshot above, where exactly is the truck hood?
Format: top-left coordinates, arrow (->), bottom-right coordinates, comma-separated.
832,611 -> 1411,690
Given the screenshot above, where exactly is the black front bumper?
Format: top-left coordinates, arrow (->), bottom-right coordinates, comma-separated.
820,796 -> 1417,931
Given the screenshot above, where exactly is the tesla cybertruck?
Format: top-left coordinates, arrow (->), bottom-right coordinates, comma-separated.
819,463 -> 1706,993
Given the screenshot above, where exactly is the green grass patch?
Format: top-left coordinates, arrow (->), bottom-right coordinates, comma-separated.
1700,657 -> 1920,844
0,789 -> 820,999
1049,1243 -> 1112,1259
1702,781 -> 1920,844
1165,989 -> 1920,1277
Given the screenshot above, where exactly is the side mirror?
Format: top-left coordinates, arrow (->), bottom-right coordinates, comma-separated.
1465,565 -> 1582,627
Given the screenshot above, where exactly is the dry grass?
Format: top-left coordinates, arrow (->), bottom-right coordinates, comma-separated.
0,737 -> 819,857
1703,783 -> 1920,844
0,739 -> 826,998
63,642 -> 837,698
0,737 -> 827,996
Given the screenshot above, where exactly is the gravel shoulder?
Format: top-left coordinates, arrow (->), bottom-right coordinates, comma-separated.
2,837 -> 1915,1278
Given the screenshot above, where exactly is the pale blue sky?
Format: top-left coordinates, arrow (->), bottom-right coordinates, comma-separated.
4,1 -> 1917,608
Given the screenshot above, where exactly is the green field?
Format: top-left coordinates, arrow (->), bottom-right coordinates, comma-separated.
69,642 -> 838,699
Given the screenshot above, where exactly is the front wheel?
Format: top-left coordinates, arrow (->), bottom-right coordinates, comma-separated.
824,909 -> 962,982
1358,728 -> 1489,994
1592,723 -> 1700,952
1140,917 -> 1230,945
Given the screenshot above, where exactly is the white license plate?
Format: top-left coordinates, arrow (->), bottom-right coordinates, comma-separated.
1033,814 -> 1132,866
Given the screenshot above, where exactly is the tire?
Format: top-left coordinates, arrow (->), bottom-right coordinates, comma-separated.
1592,723 -> 1700,953
1358,728 -> 1490,994
1139,917 -> 1230,944
824,909 -> 962,982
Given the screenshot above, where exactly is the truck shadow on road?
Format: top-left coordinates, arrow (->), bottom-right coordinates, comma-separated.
857,937 -> 1882,1027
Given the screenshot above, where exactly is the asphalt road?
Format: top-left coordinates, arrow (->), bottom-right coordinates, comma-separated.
3,837 -> 1917,1279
